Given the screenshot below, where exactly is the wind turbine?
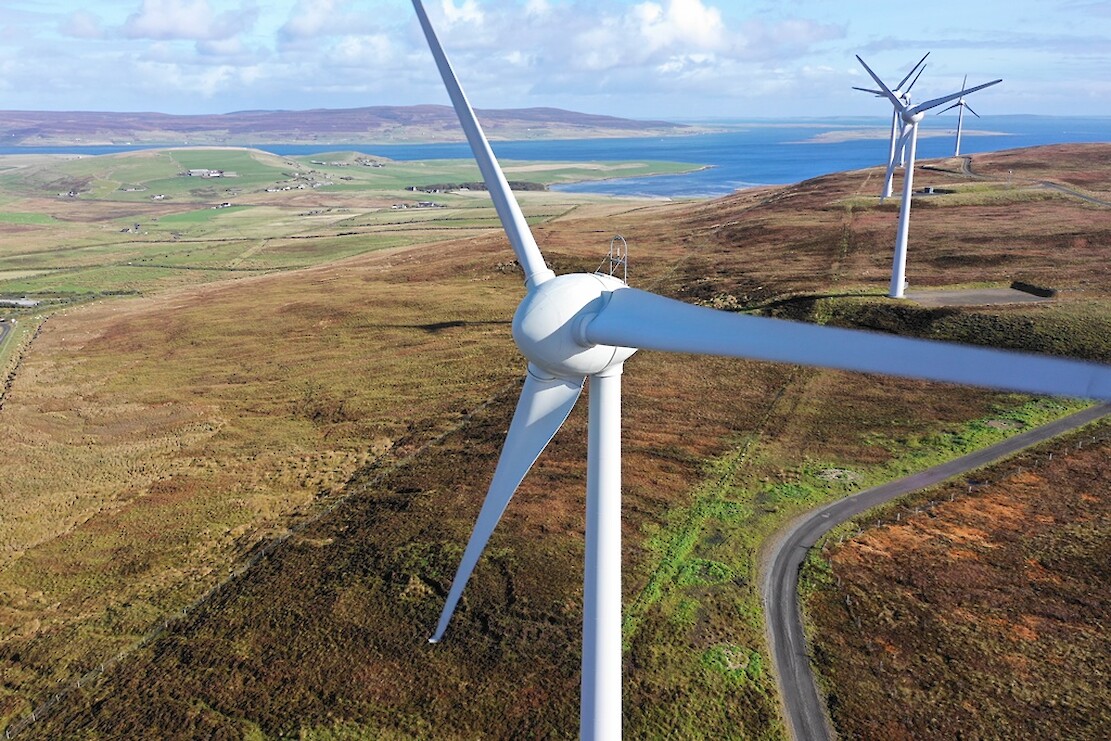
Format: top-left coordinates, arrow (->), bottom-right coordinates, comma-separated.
856,55 -> 1001,299
853,52 -> 929,199
939,75 -> 981,156
412,3 -> 1107,737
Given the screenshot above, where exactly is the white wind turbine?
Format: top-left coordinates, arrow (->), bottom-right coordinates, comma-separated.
413,3 -> 1109,738
853,52 -> 929,199
856,55 -> 1001,299
939,75 -> 981,156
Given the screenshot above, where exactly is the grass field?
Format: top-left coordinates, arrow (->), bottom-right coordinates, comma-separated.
0,143 -> 1109,738
0,147 -> 697,300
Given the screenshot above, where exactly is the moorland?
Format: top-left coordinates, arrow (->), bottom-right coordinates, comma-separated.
803,417 -> 1111,739
0,142 -> 1109,739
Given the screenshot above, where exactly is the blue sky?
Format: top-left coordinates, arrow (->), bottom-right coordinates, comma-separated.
1,0 -> 1108,120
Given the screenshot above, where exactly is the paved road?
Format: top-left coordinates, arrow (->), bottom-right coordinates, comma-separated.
761,402 -> 1111,741
0,321 -> 10,348
1038,181 -> 1111,208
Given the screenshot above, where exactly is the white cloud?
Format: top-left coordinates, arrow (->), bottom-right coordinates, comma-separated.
736,17 -> 844,59
524,0 -> 551,18
123,0 -> 259,42
330,34 -> 396,67
131,58 -> 265,99
562,0 -> 725,73
279,0 -> 351,42
197,37 -> 253,59
60,10 -> 105,40
547,0 -> 841,79
440,0 -> 485,26
634,0 -> 726,53
6,0 -> 1105,119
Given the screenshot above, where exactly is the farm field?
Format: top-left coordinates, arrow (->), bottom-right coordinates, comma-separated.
0,147 -> 697,300
1,143 -> 1109,738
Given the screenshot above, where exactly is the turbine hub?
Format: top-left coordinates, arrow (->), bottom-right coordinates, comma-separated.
513,272 -> 637,379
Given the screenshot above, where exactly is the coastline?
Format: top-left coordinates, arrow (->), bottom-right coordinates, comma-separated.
1,115 -> 1107,199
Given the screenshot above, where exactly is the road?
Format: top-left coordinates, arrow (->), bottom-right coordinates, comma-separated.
955,155 -> 1111,208
1038,181 -> 1111,208
761,402 -> 1111,741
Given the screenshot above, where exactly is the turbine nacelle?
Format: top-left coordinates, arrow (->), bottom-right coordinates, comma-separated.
513,273 -> 637,379
900,109 -> 926,125
412,4 -> 1109,736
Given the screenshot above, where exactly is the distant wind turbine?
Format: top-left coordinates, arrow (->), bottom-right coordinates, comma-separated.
939,75 -> 981,156
413,3 -> 1100,738
857,55 -> 1001,299
854,52 -> 929,199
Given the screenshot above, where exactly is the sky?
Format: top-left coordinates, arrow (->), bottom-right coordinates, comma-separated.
0,0 -> 1109,120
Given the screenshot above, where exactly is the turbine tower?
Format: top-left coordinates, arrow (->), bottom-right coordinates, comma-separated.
413,4 -> 1106,737
853,52 -> 929,199
939,75 -> 981,156
857,55 -> 1001,299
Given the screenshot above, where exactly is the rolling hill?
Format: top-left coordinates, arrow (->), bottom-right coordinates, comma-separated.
0,106 -> 696,147
1,144 -> 1109,739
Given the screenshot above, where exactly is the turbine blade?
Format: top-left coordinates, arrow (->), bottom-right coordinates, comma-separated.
895,51 -> 930,91
911,79 -> 1002,116
411,0 -> 554,288
429,367 -> 584,642
966,103 -> 981,118
904,63 -> 928,93
937,102 -> 961,115
583,287 -> 1111,400
852,86 -> 883,95
855,55 -> 905,111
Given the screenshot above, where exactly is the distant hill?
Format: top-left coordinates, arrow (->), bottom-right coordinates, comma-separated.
0,105 -> 697,146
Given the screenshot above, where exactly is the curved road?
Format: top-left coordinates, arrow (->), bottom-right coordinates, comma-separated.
956,155 -> 1111,208
761,402 -> 1111,741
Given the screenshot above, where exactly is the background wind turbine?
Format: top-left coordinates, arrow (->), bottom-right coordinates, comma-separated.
854,52 -> 929,199
413,3 -> 1104,737
857,55 -> 1001,299
939,75 -> 981,156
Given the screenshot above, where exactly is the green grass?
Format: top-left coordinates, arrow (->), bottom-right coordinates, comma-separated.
0,148 -> 697,298
0,212 -> 59,225
618,393 -> 1085,738
0,265 -> 234,294
156,205 -> 253,224
798,418 -> 1111,739
0,317 -> 33,373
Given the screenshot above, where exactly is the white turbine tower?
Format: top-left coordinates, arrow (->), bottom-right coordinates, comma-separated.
413,4 -> 1108,737
939,75 -> 981,157
856,55 -> 1001,299
853,52 -> 929,199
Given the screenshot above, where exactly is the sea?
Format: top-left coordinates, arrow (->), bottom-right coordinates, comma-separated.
2,115 -> 1106,199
